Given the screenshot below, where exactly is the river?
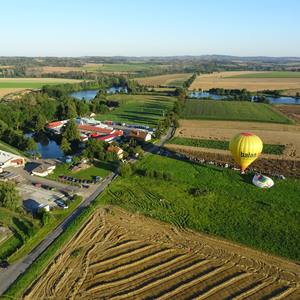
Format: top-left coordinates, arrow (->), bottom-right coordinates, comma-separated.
70,86 -> 128,100
26,132 -> 63,159
189,91 -> 300,104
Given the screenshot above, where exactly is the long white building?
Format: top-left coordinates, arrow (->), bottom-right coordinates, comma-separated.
0,150 -> 25,169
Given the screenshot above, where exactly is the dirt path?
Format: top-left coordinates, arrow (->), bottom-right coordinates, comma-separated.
24,207 -> 300,300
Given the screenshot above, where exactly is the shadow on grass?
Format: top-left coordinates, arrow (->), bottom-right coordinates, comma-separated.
93,160 -> 118,172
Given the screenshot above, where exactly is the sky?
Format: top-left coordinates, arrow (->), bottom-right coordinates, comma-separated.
0,0 -> 300,57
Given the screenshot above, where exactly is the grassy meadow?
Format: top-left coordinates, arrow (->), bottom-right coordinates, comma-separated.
182,100 -> 292,124
169,137 -> 285,155
0,140 -> 26,156
0,196 -> 82,264
99,154 -> 300,261
0,78 -> 81,98
0,208 -> 40,262
96,94 -> 176,126
48,161 -> 117,181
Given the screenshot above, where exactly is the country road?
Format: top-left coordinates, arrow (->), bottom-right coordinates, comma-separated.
0,126 -> 174,296
0,172 -> 117,296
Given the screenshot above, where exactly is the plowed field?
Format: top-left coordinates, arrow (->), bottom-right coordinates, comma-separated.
24,207 -> 300,300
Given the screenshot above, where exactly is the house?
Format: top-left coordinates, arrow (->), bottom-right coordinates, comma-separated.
77,124 -> 114,135
80,133 -> 88,142
31,162 -> 56,177
128,130 -> 152,142
96,134 -> 117,143
0,150 -> 25,169
46,120 -> 68,134
107,146 -> 124,159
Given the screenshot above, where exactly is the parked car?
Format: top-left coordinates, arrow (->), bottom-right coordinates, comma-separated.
0,260 -> 9,269
55,200 -> 68,209
93,176 -> 101,182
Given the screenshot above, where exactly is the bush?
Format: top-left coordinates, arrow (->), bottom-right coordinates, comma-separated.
39,211 -> 54,226
119,163 -> 132,177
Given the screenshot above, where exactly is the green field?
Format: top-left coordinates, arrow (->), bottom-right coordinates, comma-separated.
48,161 -> 117,181
99,154 -> 300,261
83,63 -> 169,73
230,71 -> 300,78
0,196 -> 82,264
169,137 -> 285,155
96,94 -> 176,126
0,82 -> 61,89
182,100 -> 292,124
0,140 -> 25,156
167,79 -> 186,87
0,208 -> 40,261
4,154 -> 300,299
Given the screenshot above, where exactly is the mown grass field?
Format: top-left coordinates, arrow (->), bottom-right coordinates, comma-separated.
229,71 -> 300,78
48,161 -> 117,181
96,94 -> 176,126
0,78 -> 81,98
182,100 -> 292,124
169,137 -> 285,155
100,154 -> 300,261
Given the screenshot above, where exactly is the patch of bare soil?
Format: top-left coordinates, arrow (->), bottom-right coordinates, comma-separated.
274,105 -> 300,124
24,207 -> 300,300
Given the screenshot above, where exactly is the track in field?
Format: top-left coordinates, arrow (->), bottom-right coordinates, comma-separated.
24,207 -> 300,300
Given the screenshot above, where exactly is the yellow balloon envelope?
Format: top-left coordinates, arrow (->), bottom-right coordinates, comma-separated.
229,132 -> 263,172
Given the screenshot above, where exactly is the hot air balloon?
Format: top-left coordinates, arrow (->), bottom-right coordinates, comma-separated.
229,132 -> 263,173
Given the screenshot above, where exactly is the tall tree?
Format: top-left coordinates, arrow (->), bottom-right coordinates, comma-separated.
62,119 -> 80,142
60,137 -> 72,154
0,182 -> 21,210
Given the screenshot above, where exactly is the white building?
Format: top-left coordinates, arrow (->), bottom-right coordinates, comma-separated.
0,150 -> 25,169
31,162 -> 56,177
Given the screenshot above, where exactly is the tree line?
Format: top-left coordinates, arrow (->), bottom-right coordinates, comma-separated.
0,75 -> 143,152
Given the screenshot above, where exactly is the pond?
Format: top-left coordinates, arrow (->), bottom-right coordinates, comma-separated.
189,91 -> 300,104
70,86 -> 128,100
26,133 -> 63,159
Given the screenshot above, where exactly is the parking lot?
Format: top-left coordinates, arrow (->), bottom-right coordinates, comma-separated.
17,184 -> 67,212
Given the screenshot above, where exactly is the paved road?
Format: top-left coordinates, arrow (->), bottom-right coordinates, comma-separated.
0,172 -> 117,296
0,127 -> 174,296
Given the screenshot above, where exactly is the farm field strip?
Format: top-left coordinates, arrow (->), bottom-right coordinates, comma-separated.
229,71 -> 300,78
95,94 -> 175,126
174,119 -> 300,160
0,78 -> 81,98
189,71 -> 300,92
168,136 -> 285,155
135,73 -> 191,87
24,207 -> 300,300
181,100 -> 292,124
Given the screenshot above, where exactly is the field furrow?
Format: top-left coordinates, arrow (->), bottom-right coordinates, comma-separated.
24,207 -> 300,300
84,253 -> 197,295
109,259 -> 218,299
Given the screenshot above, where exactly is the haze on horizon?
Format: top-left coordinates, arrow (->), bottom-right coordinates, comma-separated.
1,0 -> 300,57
